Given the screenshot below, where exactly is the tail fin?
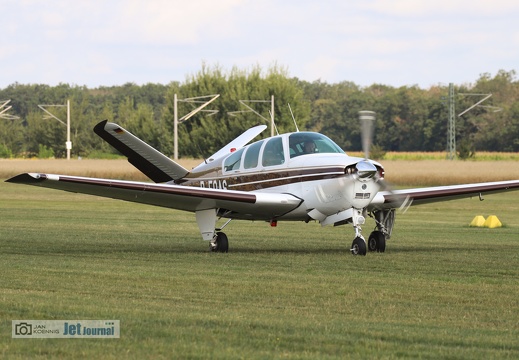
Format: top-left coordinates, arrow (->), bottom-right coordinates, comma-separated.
94,120 -> 189,183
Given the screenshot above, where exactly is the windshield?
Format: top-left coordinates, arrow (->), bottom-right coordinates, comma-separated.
289,132 -> 345,158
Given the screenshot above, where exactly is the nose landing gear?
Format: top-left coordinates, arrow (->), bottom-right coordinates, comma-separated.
350,236 -> 367,255
349,208 -> 388,255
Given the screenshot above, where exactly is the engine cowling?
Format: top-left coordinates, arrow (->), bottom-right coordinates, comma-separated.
344,160 -> 383,209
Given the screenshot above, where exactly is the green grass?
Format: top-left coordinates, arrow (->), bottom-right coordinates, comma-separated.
1,181 -> 519,359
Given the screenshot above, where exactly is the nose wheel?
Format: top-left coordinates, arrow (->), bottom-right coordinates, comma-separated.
350,237 -> 367,256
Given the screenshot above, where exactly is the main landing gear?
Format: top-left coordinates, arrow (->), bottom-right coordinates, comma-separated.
210,232 -> 229,253
367,231 -> 386,253
196,209 -> 231,253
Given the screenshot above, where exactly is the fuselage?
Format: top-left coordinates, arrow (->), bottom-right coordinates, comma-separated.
180,132 -> 384,222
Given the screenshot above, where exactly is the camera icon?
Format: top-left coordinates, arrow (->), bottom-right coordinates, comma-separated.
15,322 -> 32,335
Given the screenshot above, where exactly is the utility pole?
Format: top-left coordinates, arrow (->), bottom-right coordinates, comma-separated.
446,83 -> 500,160
447,83 -> 456,160
174,94 -> 220,160
270,95 -> 275,137
38,100 -> 71,160
228,96 -> 276,137
0,99 -> 19,120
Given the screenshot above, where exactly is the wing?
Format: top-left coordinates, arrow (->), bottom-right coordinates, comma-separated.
94,120 -> 189,183
371,180 -> 519,210
6,173 -> 303,220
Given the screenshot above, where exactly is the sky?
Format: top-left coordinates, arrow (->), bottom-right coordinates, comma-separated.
1,0 -> 518,89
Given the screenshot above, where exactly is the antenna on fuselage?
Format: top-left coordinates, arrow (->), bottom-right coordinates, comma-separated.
196,142 -> 209,164
288,103 -> 299,132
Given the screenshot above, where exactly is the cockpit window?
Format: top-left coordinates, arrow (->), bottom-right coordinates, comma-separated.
223,148 -> 245,172
289,132 -> 344,158
262,137 -> 285,167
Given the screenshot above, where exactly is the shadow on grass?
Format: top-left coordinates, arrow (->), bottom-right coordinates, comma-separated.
4,242 -> 488,256
4,233 -> 503,257
5,245 -> 351,256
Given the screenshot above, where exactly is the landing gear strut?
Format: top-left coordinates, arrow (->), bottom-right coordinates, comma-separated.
350,209 -> 367,256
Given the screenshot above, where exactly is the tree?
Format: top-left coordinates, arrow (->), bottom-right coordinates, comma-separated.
1,67 -> 517,157
0,118 -> 24,156
161,64 -> 309,158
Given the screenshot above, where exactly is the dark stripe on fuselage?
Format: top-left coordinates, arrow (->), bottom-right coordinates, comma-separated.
183,166 -> 346,191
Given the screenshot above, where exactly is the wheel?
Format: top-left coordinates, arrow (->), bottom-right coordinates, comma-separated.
350,237 -> 367,256
368,231 -> 386,253
367,232 -> 378,252
211,232 -> 229,253
377,233 -> 386,253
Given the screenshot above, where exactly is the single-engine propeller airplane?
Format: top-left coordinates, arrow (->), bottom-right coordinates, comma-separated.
6,111 -> 519,255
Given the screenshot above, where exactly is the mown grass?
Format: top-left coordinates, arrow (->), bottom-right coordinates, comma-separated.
1,179 -> 519,358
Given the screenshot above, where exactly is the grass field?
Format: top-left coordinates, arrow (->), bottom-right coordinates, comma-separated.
1,161 -> 519,358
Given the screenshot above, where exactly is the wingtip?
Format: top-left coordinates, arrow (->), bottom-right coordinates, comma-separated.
93,119 -> 109,134
5,173 -> 45,184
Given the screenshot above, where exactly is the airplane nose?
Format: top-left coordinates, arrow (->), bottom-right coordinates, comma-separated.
355,160 -> 378,179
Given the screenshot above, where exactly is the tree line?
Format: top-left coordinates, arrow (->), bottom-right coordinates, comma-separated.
0,65 -> 517,159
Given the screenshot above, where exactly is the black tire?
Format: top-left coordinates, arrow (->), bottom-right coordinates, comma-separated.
377,233 -> 386,253
367,232 -> 378,252
214,232 -> 229,253
350,237 -> 367,256
368,231 -> 386,253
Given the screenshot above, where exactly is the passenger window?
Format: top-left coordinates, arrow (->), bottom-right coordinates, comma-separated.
262,137 -> 285,167
243,140 -> 264,169
223,148 -> 245,172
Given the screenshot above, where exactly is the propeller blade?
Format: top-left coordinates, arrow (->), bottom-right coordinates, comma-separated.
376,178 -> 410,209
359,111 -> 376,159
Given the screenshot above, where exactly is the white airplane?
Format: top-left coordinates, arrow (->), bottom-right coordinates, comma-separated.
7,111 -> 519,255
